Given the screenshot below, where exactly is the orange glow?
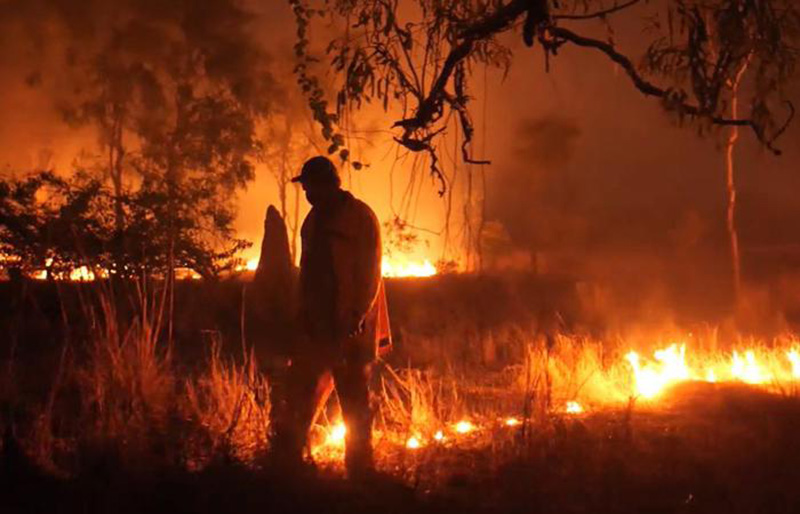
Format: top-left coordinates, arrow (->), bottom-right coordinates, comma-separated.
504,417 -> 520,426
175,268 -> 202,280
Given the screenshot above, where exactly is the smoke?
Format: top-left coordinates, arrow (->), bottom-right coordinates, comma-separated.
0,0 -> 283,170
489,115 -> 584,253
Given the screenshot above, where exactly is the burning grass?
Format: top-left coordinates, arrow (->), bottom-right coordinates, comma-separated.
306,328 -> 800,487
183,339 -> 270,467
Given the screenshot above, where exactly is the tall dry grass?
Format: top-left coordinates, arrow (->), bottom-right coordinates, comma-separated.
76,291 -> 175,465
378,365 -> 463,439
6,278 -> 800,481
5,281 -> 272,476
184,337 -> 270,466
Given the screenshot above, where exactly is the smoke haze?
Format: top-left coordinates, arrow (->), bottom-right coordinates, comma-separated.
1,0 -> 799,318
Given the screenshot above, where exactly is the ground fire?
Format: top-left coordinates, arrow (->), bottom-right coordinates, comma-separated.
21,255 -> 439,281
304,338 -> 800,467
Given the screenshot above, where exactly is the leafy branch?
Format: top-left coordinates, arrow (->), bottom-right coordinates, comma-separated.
291,0 -> 798,192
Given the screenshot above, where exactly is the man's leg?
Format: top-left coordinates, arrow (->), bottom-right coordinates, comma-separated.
332,360 -> 375,477
270,353 -> 327,467
310,371 -> 335,427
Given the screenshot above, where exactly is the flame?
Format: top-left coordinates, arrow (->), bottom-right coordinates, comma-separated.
381,257 -> 436,278
625,343 -> 690,398
565,401 -> 584,414
29,262 -> 109,281
20,254 -> 437,280
433,430 -> 445,442
623,343 -> 800,399
175,267 -> 202,280
504,417 -> 521,427
406,436 -> 422,449
788,350 -> 800,378
326,422 -> 347,446
731,350 -> 765,384
234,258 -> 259,273
31,258 -> 53,280
454,420 -> 474,434
69,266 -> 98,281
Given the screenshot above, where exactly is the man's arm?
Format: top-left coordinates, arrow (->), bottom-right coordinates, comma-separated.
297,212 -> 313,327
350,203 -> 382,333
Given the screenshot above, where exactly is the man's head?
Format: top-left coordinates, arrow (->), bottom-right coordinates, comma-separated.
292,156 -> 341,207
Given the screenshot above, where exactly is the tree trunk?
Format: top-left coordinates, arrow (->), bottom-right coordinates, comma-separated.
725,59 -> 751,301
110,104 -> 126,234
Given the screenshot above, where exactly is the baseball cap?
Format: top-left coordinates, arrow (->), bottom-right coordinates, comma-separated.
291,156 -> 340,185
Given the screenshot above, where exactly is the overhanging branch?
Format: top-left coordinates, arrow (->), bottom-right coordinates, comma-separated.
548,26 -> 787,155
393,0 -> 530,138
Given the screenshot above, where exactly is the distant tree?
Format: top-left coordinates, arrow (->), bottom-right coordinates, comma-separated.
0,164 -> 250,280
640,0 -> 798,297
0,172 -> 108,278
291,0 -> 797,192
261,104 -> 324,263
13,0 -> 280,275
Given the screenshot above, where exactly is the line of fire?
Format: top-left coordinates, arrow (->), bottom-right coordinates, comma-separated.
1,1 -> 800,513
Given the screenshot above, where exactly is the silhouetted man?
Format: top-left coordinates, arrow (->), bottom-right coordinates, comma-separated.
271,156 -> 389,477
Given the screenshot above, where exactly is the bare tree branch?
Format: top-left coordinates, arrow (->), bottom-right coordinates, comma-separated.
548,25 -> 787,155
